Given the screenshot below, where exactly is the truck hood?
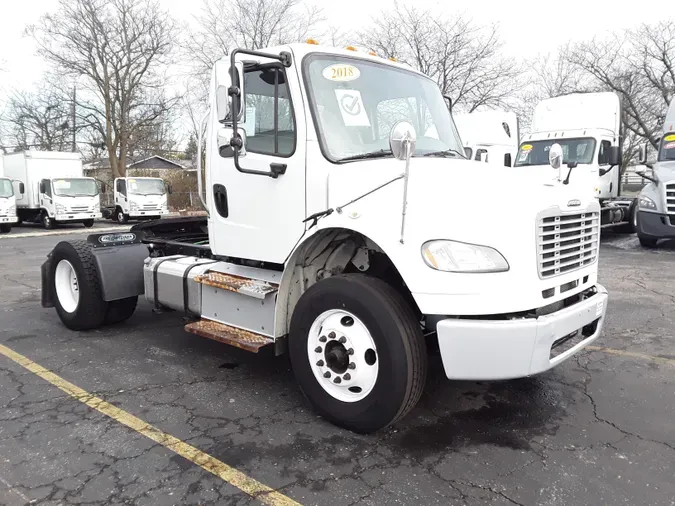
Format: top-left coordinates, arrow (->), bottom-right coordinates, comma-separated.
654,161 -> 675,182
322,157 -> 600,314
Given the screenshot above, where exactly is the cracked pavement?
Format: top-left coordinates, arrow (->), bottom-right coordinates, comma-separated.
0,232 -> 674,505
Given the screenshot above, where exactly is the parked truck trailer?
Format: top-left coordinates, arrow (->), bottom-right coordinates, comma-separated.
39,42 -> 609,433
0,156 -> 20,233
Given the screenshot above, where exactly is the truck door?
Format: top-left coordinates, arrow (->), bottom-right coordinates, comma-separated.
209,60 -> 307,264
598,140 -> 618,198
115,179 -> 128,211
40,179 -> 54,215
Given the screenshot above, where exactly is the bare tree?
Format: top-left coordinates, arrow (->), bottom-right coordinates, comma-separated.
569,21 -> 675,150
28,0 -> 179,178
357,4 -> 524,113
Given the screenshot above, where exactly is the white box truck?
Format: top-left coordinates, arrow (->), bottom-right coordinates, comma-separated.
515,92 -> 636,231
634,99 -> 675,247
39,42 -> 609,433
3,151 -> 102,229
453,109 -> 520,167
0,156 -> 21,233
102,177 -> 171,224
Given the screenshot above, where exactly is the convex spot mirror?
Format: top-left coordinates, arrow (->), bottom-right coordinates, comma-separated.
218,127 -> 247,158
549,143 -> 564,169
389,121 -> 417,160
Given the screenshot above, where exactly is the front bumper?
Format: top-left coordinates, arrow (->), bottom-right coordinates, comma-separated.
637,211 -> 675,239
436,284 -> 608,380
55,212 -> 102,221
129,209 -> 168,217
0,215 -> 18,224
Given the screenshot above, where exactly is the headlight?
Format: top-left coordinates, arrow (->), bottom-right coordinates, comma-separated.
421,240 -> 509,273
162,200 -> 168,209
8,205 -> 16,216
56,203 -> 67,214
130,201 -> 139,211
638,196 -> 657,210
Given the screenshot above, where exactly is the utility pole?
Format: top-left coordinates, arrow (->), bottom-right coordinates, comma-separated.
71,86 -> 76,152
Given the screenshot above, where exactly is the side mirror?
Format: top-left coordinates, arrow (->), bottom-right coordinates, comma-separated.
504,153 -> 512,167
389,121 -> 417,160
549,143 -> 563,169
39,181 -> 45,194
607,145 -> 621,166
19,182 -> 25,194
463,147 -> 472,158
216,85 -> 230,123
166,184 -> 173,195
638,144 -> 647,164
100,182 -> 106,193
218,127 -> 247,158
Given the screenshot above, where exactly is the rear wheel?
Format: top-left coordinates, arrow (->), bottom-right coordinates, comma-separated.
103,297 -> 138,325
288,274 -> 427,433
50,240 -> 108,330
616,200 -> 637,234
0,224 -> 11,233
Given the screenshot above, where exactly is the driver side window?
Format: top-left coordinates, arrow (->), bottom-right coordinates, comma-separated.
598,140 -> 612,165
116,179 -> 127,196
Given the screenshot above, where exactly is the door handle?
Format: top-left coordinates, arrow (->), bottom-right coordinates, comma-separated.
213,184 -> 228,218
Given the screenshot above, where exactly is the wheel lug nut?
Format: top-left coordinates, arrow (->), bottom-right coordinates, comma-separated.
348,363 -> 356,370
347,348 -> 354,355
316,360 -> 324,367
329,331 -> 336,339
315,346 -> 322,353
343,373 -> 351,380
339,336 -> 346,344
333,377 -> 342,384
319,336 -> 327,342
323,371 -> 331,378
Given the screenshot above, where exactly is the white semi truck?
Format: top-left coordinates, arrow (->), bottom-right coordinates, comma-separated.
0,156 -> 21,233
3,151 -> 102,229
40,43 -> 609,433
515,92 -> 636,231
453,109 -> 519,167
634,99 -> 675,247
102,177 -> 171,224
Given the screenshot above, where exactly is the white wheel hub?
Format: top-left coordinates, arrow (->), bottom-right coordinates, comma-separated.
55,260 -> 80,313
307,309 -> 379,402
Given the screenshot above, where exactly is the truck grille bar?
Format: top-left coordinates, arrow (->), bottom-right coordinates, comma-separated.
666,182 -> 675,214
537,211 -> 599,279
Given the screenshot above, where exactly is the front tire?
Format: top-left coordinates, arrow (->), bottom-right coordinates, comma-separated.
42,213 -> 55,229
116,209 -> 129,224
288,274 -> 427,433
639,236 -> 658,248
83,219 -> 94,228
0,224 -> 11,233
50,240 -> 108,330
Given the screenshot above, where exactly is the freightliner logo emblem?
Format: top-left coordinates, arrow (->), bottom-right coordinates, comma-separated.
567,199 -> 581,207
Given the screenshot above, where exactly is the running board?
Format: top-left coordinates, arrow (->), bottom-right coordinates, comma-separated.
195,272 -> 278,300
184,319 -> 273,353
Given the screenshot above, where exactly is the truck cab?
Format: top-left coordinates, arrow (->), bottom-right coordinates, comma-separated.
108,177 -> 170,224
37,177 -> 102,229
634,100 -> 675,247
453,109 -> 519,167
41,42 -> 609,433
0,177 -> 19,233
515,92 -> 634,230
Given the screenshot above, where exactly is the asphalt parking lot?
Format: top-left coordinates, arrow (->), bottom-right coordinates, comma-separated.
0,227 -> 673,505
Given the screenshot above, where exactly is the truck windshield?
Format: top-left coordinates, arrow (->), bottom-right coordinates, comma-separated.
303,55 -> 465,162
515,138 -> 597,167
52,178 -> 99,197
0,179 -> 13,198
128,178 -> 166,195
658,133 -> 675,161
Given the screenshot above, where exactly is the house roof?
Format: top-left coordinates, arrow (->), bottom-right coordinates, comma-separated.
128,155 -> 187,169
84,154 -> 193,170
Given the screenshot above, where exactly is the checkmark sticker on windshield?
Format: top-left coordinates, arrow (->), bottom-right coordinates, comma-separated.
334,89 -> 371,127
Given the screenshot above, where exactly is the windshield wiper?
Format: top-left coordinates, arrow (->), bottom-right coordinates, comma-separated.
338,149 -> 393,162
421,149 -> 465,159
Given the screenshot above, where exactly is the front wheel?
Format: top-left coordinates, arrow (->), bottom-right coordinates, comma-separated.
0,224 -> 11,234
83,219 -> 94,228
288,274 -> 427,433
42,213 -> 55,230
116,209 -> 129,224
639,236 -> 658,248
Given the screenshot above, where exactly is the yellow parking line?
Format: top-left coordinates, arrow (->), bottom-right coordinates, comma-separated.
0,343 -> 301,506
586,345 -> 675,366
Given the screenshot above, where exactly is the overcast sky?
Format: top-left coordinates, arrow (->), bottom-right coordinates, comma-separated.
0,0 -> 662,95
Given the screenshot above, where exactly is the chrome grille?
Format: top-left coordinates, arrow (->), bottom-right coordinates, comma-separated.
537,211 -> 599,279
666,182 -> 675,214
69,206 -> 89,213
142,204 -> 160,211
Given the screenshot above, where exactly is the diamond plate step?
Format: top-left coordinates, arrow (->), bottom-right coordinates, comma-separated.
194,272 -> 278,300
184,319 -> 273,353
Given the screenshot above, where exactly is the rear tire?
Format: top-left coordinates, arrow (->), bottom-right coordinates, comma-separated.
0,224 -> 11,233
83,219 -> 94,228
103,297 -> 138,325
288,274 -> 427,433
616,200 -> 637,234
50,240 -> 108,330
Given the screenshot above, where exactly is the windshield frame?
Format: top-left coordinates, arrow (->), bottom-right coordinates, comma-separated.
127,177 -> 167,196
302,52 -> 465,164
514,136 -> 598,167
0,179 -> 14,198
52,178 -> 99,197
657,132 -> 675,162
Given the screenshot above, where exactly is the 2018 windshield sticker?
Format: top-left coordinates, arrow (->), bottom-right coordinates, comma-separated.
521,144 -> 533,151
322,64 -> 360,82
665,134 -> 675,142
334,89 -> 371,127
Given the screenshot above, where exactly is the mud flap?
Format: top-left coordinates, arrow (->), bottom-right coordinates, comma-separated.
41,255 -> 54,308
